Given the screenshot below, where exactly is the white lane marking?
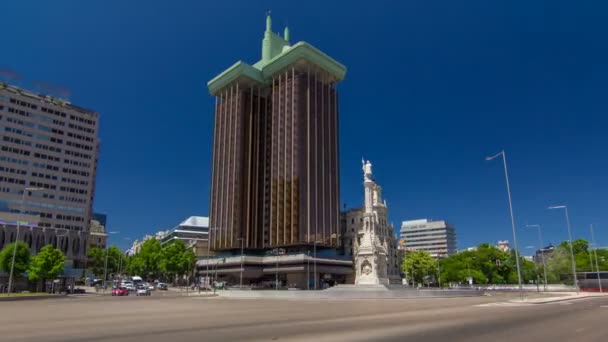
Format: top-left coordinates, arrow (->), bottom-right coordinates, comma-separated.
475,302 -> 533,307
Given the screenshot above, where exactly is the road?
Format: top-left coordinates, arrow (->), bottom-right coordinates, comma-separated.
1,293 -> 607,341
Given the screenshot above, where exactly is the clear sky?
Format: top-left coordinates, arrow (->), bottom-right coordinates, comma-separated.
2,1 -> 607,253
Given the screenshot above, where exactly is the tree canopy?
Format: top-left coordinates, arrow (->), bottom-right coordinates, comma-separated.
0,241 -> 31,276
28,245 -> 65,282
401,250 -> 437,285
87,245 -> 124,279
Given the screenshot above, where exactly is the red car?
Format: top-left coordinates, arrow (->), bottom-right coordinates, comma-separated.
112,287 -> 129,296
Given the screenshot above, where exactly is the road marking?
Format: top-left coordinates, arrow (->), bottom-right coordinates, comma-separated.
475,302 -> 533,307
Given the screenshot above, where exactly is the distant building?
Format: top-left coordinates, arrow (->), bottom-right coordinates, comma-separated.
159,216 -> 211,258
126,230 -> 169,256
534,244 -> 555,263
87,212 -> 107,250
497,240 -> 510,253
400,219 -> 457,258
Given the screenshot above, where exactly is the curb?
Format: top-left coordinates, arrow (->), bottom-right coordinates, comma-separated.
0,294 -> 67,302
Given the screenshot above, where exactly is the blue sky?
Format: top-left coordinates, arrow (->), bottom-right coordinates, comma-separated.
2,1 -> 607,253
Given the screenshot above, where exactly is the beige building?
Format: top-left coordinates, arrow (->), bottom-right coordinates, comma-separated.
0,83 -> 100,267
88,218 -> 107,250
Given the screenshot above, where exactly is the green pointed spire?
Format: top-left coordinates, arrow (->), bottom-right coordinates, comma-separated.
284,26 -> 290,43
266,12 -> 272,33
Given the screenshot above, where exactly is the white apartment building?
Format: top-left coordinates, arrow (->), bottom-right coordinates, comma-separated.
400,219 -> 457,258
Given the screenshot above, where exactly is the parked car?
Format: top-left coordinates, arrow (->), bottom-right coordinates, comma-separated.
112,287 -> 129,296
121,282 -> 136,291
144,283 -> 155,291
156,282 -> 168,290
69,288 -> 86,294
136,285 -> 151,296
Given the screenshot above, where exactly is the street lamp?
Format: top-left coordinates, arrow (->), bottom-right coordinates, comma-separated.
312,240 -> 323,290
205,227 -> 219,291
486,151 -> 523,297
589,224 -> 602,293
237,237 -> 244,288
547,205 -> 579,294
526,224 -> 548,291
7,186 -> 44,296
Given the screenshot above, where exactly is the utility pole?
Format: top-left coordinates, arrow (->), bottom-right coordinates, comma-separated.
590,224 -> 602,293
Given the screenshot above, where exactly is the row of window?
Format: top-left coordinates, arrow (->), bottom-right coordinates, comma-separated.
68,122 -> 94,134
29,180 -> 57,190
34,151 -> 61,162
65,149 -> 93,160
58,195 -> 87,204
2,110 -> 94,146
66,140 -> 93,151
1,145 -> 30,156
62,167 -> 90,177
0,198 -> 85,214
69,114 -> 95,126
35,142 -> 62,153
55,214 -> 84,222
59,185 -> 87,195
3,135 -> 32,147
31,171 -> 58,181
4,105 -> 64,126
67,131 -> 94,143
0,165 -> 27,176
0,176 -> 25,185
64,157 -> 90,168
9,97 -> 94,129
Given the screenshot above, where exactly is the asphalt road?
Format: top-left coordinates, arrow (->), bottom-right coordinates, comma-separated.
1,293 -> 607,341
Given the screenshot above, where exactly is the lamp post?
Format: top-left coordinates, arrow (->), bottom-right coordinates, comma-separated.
8,187 -> 44,296
486,151 -> 523,297
526,224 -> 548,291
589,224 -> 602,293
312,240 -> 323,290
237,237 -> 244,288
547,205 -> 579,294
205,227 -> 219,291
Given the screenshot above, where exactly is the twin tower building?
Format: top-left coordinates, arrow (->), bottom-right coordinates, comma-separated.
206,15 -> 398,286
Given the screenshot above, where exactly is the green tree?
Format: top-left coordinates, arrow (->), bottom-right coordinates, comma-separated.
401,250 -> 437,285
0,241 -> 31,276
160,240 -> 197,285
87,245 -> 124,279
28,245 -> 65,289
127,239 -> 161,280
87,247 -> 105,278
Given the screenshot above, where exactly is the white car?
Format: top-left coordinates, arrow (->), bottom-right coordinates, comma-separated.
136,285 -> 151,296
121,282 -> 136,291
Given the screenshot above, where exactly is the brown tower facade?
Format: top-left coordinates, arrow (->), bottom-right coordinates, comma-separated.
207,17 -> 346,251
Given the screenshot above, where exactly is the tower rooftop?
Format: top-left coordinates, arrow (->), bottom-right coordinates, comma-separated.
207,14 -> 346,95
